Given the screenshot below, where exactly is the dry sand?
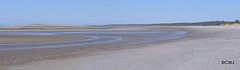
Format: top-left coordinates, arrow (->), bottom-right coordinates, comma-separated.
2,26 -> 240,70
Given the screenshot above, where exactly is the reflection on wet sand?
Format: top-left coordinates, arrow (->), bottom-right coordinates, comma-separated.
0,31 -> 187,50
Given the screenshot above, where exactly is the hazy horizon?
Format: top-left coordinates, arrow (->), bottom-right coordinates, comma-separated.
0,0 -> 239,26
0,20 -> 236,26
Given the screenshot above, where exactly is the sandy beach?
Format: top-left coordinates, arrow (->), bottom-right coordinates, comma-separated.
1,26 -> 240,70
1,0 -> 239,70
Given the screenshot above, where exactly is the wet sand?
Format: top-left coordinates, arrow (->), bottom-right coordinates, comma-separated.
0,26 -> 186,69
0,25 -> 146,32
0,35 -> 90,44
2,26 -> 240,70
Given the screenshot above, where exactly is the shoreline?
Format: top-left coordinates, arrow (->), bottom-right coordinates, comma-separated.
0,35 -> 90,44
2,26 -> 240,70
0,30 -> 186,50
0,26 -> 187,70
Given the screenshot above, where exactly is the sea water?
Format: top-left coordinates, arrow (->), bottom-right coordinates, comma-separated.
0,31 -> 187,50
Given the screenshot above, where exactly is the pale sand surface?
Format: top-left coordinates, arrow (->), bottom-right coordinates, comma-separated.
3,26 -> 240,70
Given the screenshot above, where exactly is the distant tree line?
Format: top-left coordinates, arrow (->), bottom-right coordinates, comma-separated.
110,20 -> 238,26
149,21 -> 234,26
234,20 -> 240,23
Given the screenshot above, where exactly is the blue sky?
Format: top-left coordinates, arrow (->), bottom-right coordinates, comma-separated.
0,0 -> 239,25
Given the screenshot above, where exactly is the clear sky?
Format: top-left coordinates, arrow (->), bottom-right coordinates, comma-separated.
0,0 -> 239,25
